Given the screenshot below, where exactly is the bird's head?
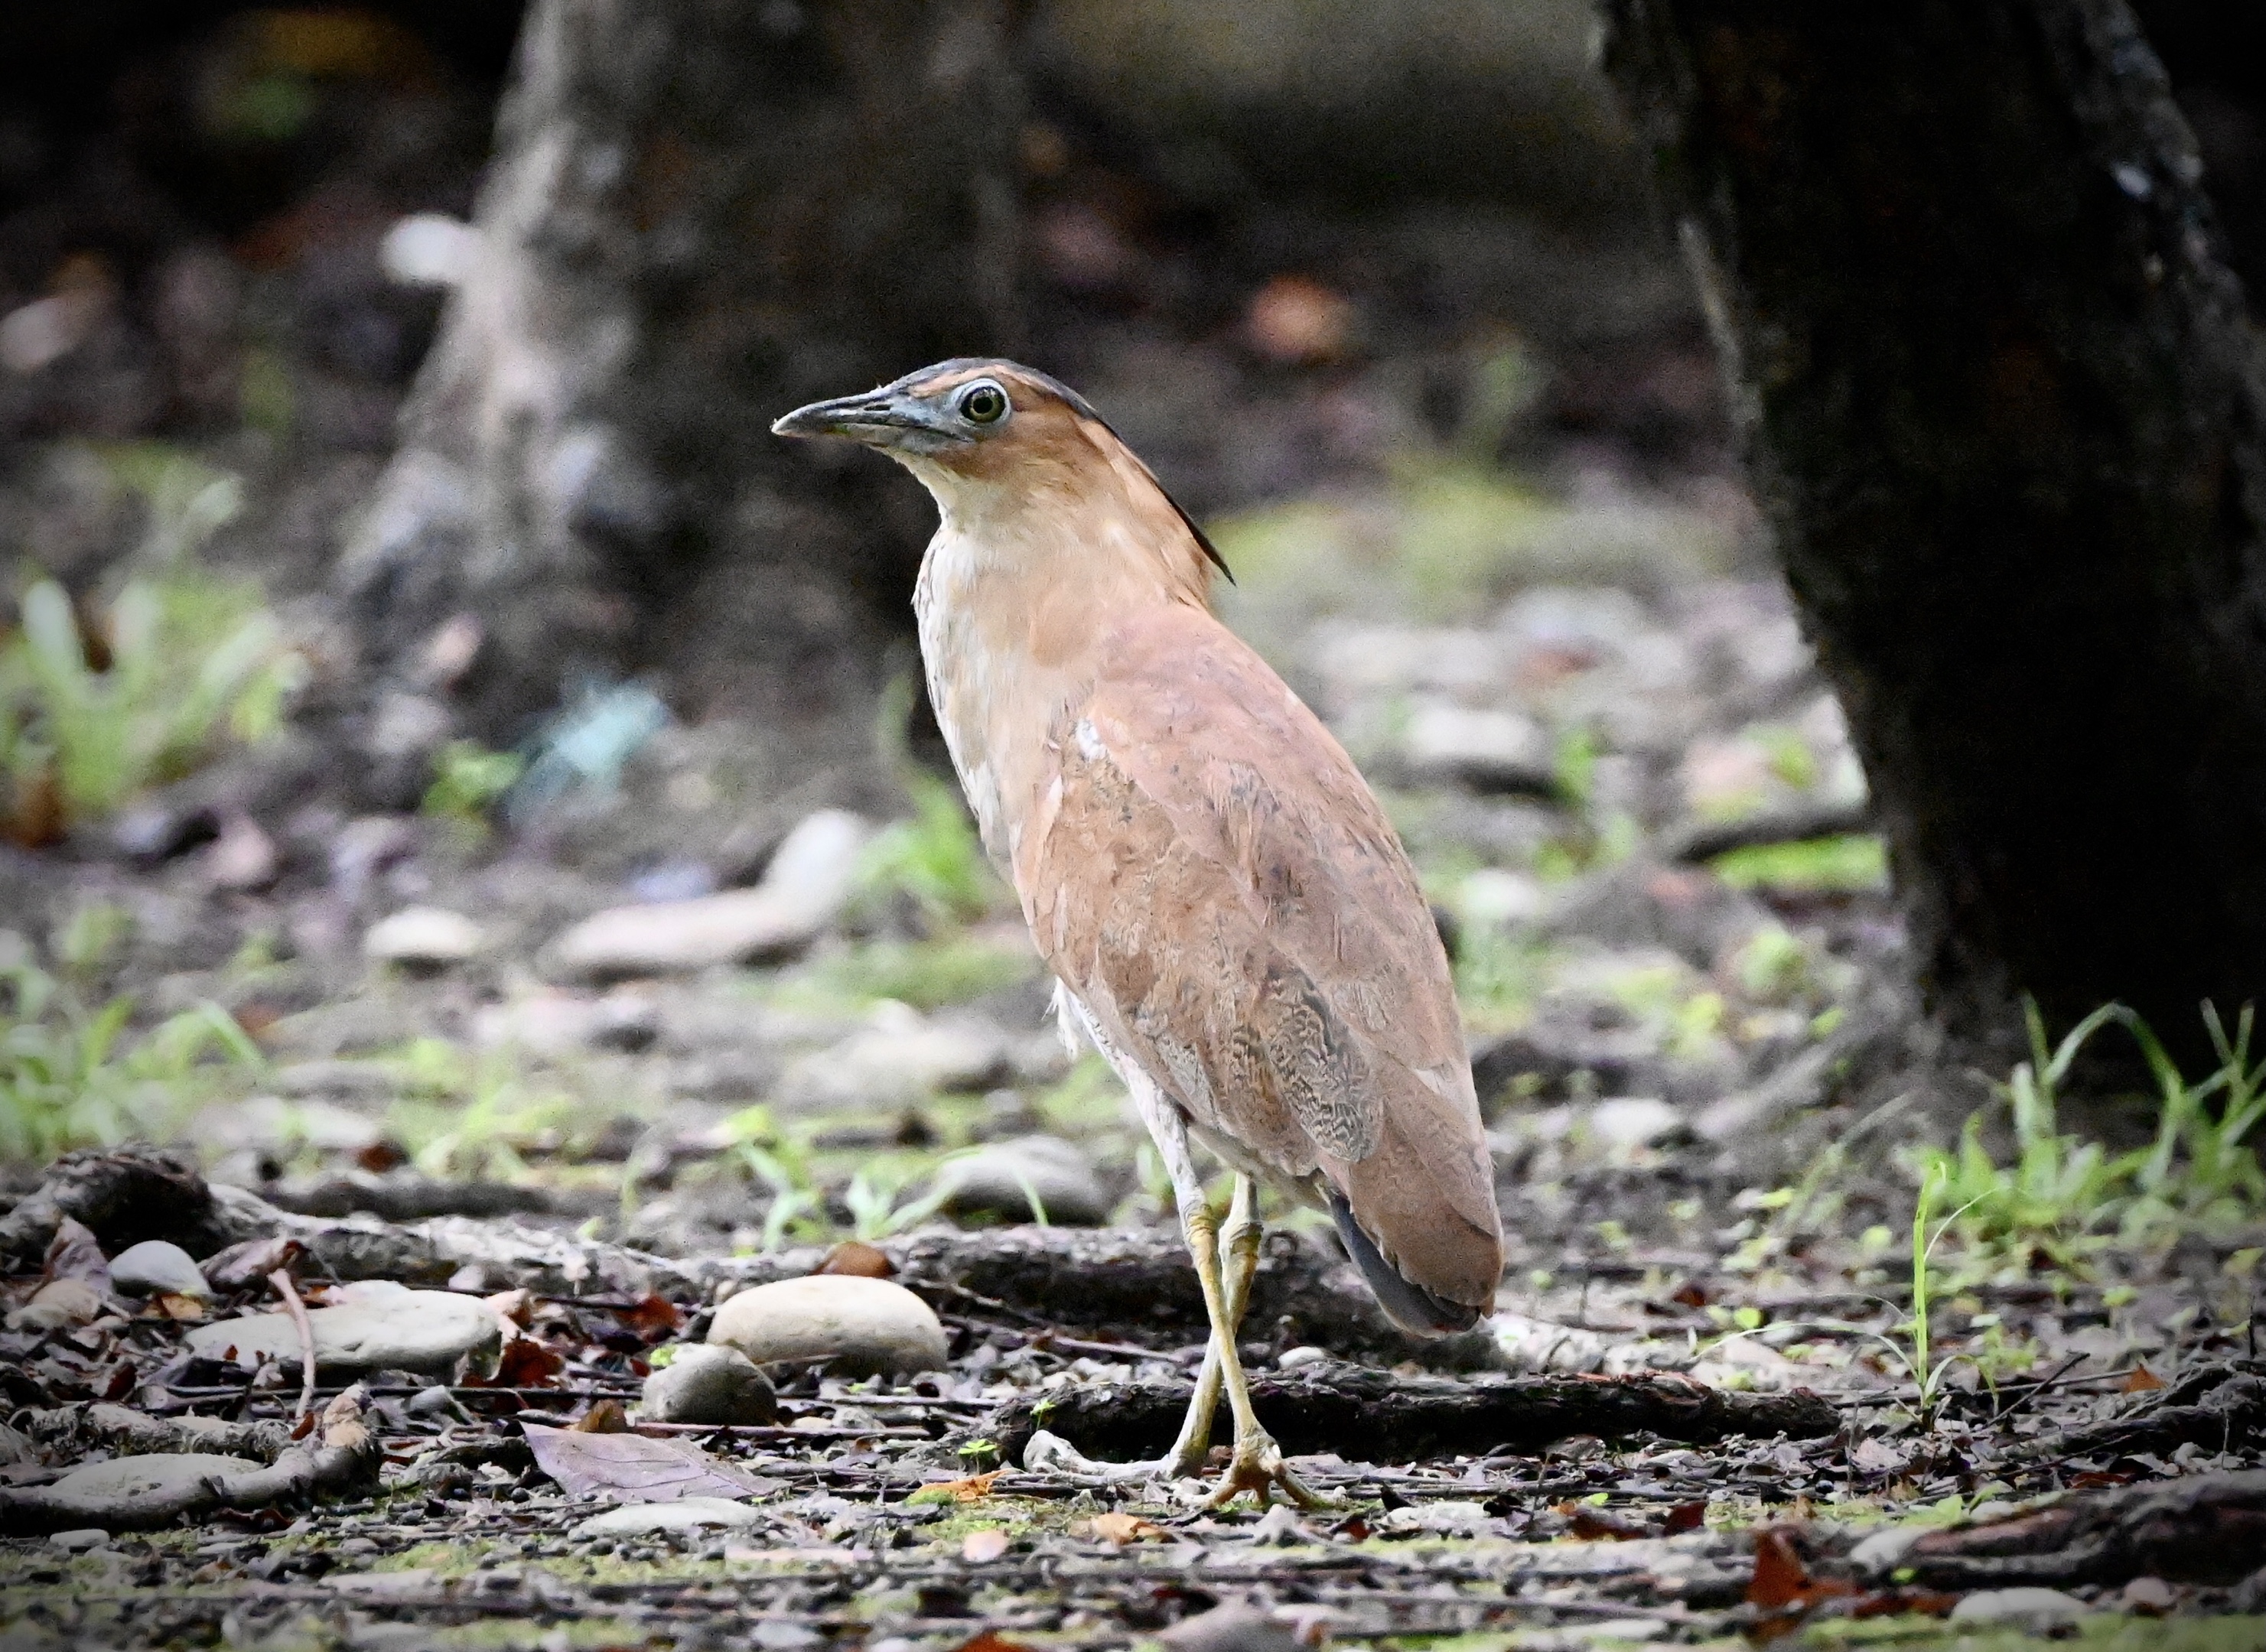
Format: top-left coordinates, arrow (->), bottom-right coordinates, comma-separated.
773,358 -> 1229,590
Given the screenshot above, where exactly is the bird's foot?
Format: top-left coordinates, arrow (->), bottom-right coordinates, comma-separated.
1203,1429 -> 1329,1511
1022,1429 -> 1204,1486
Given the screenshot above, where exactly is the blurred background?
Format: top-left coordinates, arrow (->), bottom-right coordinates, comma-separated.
0,0 -> 2258,1270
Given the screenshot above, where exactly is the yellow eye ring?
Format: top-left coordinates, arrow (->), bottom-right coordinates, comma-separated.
959,382 -> 1008,424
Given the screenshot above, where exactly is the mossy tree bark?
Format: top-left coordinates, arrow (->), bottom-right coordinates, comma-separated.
336,0 -> 1021,802
1600,0 -> 2266,1067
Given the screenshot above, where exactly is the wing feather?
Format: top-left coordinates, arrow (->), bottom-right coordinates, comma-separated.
1021,606 -> 1502,1310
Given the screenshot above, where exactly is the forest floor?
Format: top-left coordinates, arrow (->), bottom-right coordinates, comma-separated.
3,547 -> 2264,1652
3,14 -> 2265,1647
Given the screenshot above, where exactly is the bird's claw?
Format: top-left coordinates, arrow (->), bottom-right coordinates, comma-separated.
1021,1429 -> 1205,1486
1203,1430 -> 1328,1511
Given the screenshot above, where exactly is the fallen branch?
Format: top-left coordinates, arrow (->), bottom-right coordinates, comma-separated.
983,1367 -> 1838,1465
2015,1362 -> 2264,1463
0,1388 -> 381,1537
18,1403 -> 290,1462
1890,1470 -> 2266,1589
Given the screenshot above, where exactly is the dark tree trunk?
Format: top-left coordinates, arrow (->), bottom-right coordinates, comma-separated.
1599,0 -> 2266,1065
334,0 -> 1021,801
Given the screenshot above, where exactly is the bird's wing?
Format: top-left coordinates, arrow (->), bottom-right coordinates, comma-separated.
1019,603 -> 1502,1309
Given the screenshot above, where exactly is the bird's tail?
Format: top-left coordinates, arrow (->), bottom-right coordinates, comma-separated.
1327,1190 -> 1484,1335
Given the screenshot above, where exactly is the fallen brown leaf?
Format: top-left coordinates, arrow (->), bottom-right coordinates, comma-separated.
523,1420 -> 769,1503
1561,1501 -> 1652,1540
574,1400 -> 629,1432
202,1236 -> 303,1292
2123,1364 -> 2166,1393
817,1241 -> 894,1278
44,1218 -> 109,1289
946,1633 -> 1037,1652
1747,1526 -> 1858,1641
1665,1500 -> 1708,1534
614,1293 -> 684,1341
1076,1511 -> 1167,1546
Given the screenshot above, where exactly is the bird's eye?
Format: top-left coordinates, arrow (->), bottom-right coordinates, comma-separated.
957,382 -> 1009,425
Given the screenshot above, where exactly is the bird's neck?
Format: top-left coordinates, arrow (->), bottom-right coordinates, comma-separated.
908,473 -> 1209,870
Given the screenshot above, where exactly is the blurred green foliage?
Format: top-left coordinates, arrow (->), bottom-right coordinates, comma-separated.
2,449 -> 302,831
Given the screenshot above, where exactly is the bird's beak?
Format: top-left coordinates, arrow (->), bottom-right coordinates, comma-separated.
771,389 -> 963,448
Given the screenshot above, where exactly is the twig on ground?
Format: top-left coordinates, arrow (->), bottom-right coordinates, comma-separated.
268,1266 -> 318,1426
0,1387 -> 382,1536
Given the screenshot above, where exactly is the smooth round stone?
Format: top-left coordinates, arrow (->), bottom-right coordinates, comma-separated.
46,1529 -> 112,1553
185,1289 -> 500,1375
1949,1588 -> 2089,1631
572,1497 -> 760,1538
935,1134 -> 1110,1225
46,1455 -> 263,1518
365,906 -> 486,967
708,1275 -> 946,1376
107,1241 -> 210,1299
641,1345 -> 777,1425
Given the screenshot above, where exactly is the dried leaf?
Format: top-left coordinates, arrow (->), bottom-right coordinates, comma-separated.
1566,1504 -> 1653,1541
523,1421 -> 769,1503
1747,1526 -> 1857,1641
817,1241 -> 894,1278
474,1337 -> 564,1388
321,1386 -> 371,1454
909,1469 -> 1001,1505
202,1236 -> 302,1293
961,1527 -> 1011,1563
1747,1527 -> 1815,1611
573,1400 -> 629,1433
1078,1511 -> 1167,1546
483,1289 -> 536,1328
2123,1364 -> 2166,1393
1664,1501 -> 1708,1534
614,1293 -> 684,1341
946,1634 -> 1037,1652
44,1218 -> 109,1290
154,1293 -> 206,1322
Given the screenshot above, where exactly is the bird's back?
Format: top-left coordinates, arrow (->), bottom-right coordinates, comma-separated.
1017,602 -> 1504,1327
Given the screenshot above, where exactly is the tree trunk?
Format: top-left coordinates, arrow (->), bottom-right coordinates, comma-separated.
334,0 -> 1022,802
1599,0 -> 2266,1067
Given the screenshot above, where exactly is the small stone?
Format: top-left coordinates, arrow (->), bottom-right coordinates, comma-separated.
708,1274 -> 946,1376
379,213 -> 478,288
1584,1097 -> 1681,1150
776,1003 -> 1010,1110
6,1277 -> 106,1330
186,1288 -> 500,1376
473,990 -> 660,1056
641,1345 -> 778,1425
1159,1603 -> 1304,1652
1578,1621 -> 1669,1644
1399,700 -> 1555,793
1948,1587 -> 2089,1631
365,906 -> 486,968
46,1529 -> 111,1553
405,1386 -> 462,1418
1276,1345 -> 1333,1373
549,808 -> 869,979
1848,1524 -> 1923,1575
2119,1576 -> 2176,1615
935,1135 -> 1110,1225
571,1497 -> 761,1538
107,1241 -> 210,1300
204,812 -> 278,891
45,1455 -> 263,1518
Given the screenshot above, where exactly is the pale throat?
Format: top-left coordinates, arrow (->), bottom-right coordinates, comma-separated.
901,457 -> 1185,871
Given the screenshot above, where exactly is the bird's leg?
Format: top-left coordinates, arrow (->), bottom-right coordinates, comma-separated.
1185,1181 -> 1320,1511
1154,1175 -> 1262,1475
